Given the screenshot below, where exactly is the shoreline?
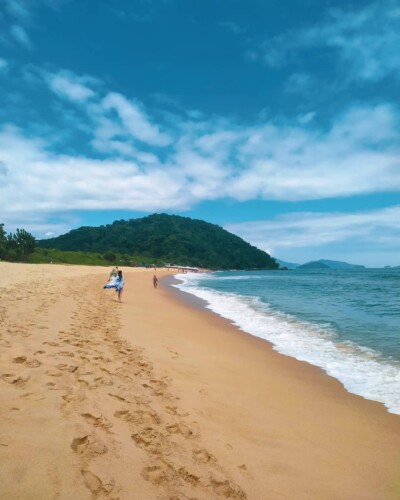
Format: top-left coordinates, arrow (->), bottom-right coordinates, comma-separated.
1,263 -> 400,499
163,272 -> 400,421
168,271 -> 400,417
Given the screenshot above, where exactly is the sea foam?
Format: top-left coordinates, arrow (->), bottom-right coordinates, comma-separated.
174,273 -> 400,415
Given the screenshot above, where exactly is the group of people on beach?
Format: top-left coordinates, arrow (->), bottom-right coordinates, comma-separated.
103,267 -> 159,302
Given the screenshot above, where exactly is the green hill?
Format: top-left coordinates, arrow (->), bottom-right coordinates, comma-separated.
38,214 -> 278,270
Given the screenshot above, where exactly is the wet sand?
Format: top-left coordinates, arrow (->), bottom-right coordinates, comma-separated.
1,263 -> 400,499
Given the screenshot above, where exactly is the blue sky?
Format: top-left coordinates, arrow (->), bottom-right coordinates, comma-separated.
0,0 -> 399,266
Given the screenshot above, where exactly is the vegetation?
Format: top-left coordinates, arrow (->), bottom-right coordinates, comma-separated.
30,247 -> 164,267
0,224 -> 36,261
39,213 -> 278,270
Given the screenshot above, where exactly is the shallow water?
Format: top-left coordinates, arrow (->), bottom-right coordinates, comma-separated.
174,268 -> 400,414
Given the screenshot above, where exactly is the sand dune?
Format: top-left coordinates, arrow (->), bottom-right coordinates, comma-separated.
1,263 -> 400,499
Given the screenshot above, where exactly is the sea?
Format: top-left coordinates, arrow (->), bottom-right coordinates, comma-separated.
173,268 -> 400,415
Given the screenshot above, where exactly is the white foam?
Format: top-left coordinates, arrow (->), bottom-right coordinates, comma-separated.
174,273 -> 400,415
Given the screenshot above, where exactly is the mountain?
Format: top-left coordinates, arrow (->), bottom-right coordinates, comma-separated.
298,261 -> 331,270
298,259 -> 366,270
275,259 -> 300,269
317,260 -> 365,269
38,214 -> 278,271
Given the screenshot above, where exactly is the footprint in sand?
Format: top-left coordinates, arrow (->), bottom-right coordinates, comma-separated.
165,423 -> 194,439
115,408 -> 161,426
210,477 -> 247,499
237,464 -> 252,478
81,412 -> 112,431
141,464 -> 172,486
71,435 -> 89,454
12,356 -> 27,364
131,427 -> 163,454
81,470 -> 114,494
165,406 -> 190,417
25,359 -> 41,368
177,466 -> 201,486
90,439 -> 108,455
193,448 -> 216,464
1,373 -> 30,386
71,434 -> 107,455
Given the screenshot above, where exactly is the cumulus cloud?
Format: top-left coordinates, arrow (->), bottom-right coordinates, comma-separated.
102,92 -> 172,147
0,126 -> 189,219
1,101 -> 399,227
1,65 -> 400,241
47,70 -> 96,102
225,206 -> 400,265
253,0 -> 400,83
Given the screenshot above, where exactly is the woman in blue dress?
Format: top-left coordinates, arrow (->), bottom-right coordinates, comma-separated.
104,270 -> 125,302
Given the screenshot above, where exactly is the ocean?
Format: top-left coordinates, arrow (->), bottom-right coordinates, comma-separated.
174,268 -> 400,415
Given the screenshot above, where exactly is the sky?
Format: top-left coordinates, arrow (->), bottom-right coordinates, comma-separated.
0,0 -> 399,267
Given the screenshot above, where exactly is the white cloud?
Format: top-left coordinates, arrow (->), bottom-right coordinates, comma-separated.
10,24 -> 32,48
0,126 -> 189,219
1,65 -> 400,250
1,101 -> 400,218
47,70 -> 96,102
255,0 -> 400,83
102,92 -> 172,147
225,206 -> 400,266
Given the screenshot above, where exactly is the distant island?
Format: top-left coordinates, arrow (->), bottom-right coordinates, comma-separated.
39,213 -> 278,271
297,261 -> 331,270
277,258 -> 366,270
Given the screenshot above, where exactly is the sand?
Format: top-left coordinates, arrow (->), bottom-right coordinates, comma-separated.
1,262 -> 400,499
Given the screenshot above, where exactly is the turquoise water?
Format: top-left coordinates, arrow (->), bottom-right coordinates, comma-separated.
175,268 -> 400,414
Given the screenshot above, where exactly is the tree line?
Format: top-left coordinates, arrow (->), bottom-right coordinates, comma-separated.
39,213 -> 278,270
0,224 -> 36,261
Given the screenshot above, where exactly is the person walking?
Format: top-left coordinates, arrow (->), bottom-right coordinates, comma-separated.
116,270 -> 124,302
104,269 -> 125,302
153,274 -> 158,288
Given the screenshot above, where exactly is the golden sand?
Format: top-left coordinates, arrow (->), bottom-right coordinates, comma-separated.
1,263 -> 400,499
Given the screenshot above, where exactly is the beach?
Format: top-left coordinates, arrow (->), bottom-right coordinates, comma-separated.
1,263 -> 400,499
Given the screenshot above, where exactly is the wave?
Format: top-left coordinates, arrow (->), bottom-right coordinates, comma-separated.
174,273 -> 400,415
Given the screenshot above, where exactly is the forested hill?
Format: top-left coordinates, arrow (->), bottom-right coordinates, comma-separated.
38,214 -> 278,270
